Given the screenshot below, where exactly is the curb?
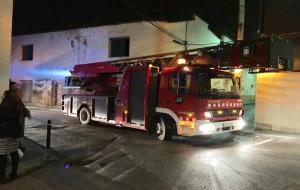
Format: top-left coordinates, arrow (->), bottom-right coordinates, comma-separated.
27,106 -> 61,112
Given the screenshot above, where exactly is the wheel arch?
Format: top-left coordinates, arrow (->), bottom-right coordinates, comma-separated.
154,107 -> 179,135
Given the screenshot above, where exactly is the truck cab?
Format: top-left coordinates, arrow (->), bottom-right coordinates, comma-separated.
154,65 -> 245,140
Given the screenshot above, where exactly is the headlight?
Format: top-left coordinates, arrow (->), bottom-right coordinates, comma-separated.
204,112 -> 213,120
199,123 -> 215,133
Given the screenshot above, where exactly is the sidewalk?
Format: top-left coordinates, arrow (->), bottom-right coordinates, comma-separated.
16,137 -> 51,176
0,117 -> 133,190
0,138 -> 131,190
1,163 -> 131,190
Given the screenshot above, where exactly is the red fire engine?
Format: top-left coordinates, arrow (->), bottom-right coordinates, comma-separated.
62,36 -> 293,141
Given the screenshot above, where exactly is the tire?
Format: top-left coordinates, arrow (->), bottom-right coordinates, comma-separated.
79,107 -> 91,125
156,117 -> 172,141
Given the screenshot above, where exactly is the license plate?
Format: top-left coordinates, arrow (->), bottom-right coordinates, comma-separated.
223,123 -> 233,127
223,123 -> 233,131
222,127 -> 231,131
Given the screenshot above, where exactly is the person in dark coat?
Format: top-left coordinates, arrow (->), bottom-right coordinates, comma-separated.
9,80 -> 30,137
0,90 -> 30,183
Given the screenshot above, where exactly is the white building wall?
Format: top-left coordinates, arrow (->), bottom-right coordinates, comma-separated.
255,72 -> 300,133
11,16 -> 221,82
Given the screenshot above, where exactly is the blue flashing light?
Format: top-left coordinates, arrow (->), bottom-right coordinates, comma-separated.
64,163 -> 72,169
28,69 -> 71,79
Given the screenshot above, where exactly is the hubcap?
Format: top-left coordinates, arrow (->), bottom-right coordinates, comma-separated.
156,119 -> 164,136
81,111 -> 87,121
157,124 -> 162,135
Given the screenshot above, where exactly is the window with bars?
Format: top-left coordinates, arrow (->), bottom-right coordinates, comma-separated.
22,44 -> 33,61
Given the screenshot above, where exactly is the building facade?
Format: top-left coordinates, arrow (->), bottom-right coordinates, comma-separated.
11,16 -> 226,107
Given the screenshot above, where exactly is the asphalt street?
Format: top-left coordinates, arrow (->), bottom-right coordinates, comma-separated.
16,107 -> 300,190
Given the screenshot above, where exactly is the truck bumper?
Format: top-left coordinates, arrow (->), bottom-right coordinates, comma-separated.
177,119 -> 246,137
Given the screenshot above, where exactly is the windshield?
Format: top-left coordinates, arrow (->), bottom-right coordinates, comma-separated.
197,72 -> 240,99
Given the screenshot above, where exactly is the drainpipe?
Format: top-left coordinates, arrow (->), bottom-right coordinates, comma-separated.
258,0 -> 265,35
237,0 -> 245,40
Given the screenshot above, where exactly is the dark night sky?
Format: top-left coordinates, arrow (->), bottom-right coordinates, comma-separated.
263,0 -> 300,34
13,0 -> 300,40
12,0 -> 239,39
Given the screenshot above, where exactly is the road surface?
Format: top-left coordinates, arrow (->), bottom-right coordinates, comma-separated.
22,107 -> 300,190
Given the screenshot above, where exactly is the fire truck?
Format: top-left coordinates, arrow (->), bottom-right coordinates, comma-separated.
62,35 -> 293,141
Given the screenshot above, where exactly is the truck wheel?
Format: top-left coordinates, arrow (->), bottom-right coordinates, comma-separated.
79,107 -> 91,125
156,117 -> 172,141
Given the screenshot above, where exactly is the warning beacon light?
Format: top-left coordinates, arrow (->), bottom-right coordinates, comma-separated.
177,58 -> 187,65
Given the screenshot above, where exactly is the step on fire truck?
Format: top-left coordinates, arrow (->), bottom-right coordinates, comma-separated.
62,35 -> 293,141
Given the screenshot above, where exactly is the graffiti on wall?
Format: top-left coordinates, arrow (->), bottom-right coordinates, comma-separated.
31,79 -> 60,107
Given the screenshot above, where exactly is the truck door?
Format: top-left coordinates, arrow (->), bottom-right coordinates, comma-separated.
146,66 -> 160,130
70,97 -> 77,114
161,72 -> 199,124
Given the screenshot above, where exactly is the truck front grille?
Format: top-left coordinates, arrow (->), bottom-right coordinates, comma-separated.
211,108 -> 241,118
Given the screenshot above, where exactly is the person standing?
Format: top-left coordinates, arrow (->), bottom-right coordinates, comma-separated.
9,80 -> 30,137
0,90 -> 31,183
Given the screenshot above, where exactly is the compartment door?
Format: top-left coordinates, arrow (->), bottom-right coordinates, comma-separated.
128,69 -> 147,125
93,97 -> 108,120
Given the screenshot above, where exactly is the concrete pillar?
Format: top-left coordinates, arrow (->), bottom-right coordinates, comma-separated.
240,69 -> 257,104
0,0 -> 13,95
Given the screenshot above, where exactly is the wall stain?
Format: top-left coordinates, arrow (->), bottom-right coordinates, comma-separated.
69,34 -> 89,64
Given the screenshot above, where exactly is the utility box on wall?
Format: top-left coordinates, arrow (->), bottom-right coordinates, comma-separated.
234,35 -> 294,72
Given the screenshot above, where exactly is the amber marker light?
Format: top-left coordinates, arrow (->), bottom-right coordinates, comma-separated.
217,110 -> 223,115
